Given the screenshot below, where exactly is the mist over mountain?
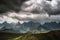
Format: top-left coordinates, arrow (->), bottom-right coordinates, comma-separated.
0,21 -> 60,33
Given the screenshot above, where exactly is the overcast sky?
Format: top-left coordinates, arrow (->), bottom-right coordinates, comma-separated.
0,0 -> 60,24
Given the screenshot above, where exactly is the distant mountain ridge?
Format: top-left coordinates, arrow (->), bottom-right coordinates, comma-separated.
0,21 -> 60,33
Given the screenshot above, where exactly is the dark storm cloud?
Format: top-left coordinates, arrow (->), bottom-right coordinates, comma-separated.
0,0 -> 27,13
0,0 -> 60,15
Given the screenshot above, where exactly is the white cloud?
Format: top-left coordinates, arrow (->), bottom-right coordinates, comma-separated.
0,12 -> 60,25
21,0 -> 60,15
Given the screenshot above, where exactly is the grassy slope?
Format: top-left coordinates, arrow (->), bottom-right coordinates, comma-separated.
0,30 -> 60,40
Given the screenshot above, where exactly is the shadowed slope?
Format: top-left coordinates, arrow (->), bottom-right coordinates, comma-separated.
0,30 -> 60,40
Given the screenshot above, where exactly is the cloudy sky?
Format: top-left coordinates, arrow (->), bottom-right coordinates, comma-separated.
0,0 -> 60,24
0,0 -> 60,33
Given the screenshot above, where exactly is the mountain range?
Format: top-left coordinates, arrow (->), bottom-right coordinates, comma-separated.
0,21 -> 60,33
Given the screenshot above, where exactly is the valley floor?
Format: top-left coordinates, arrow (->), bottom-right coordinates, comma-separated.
0,30 -> 60,40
